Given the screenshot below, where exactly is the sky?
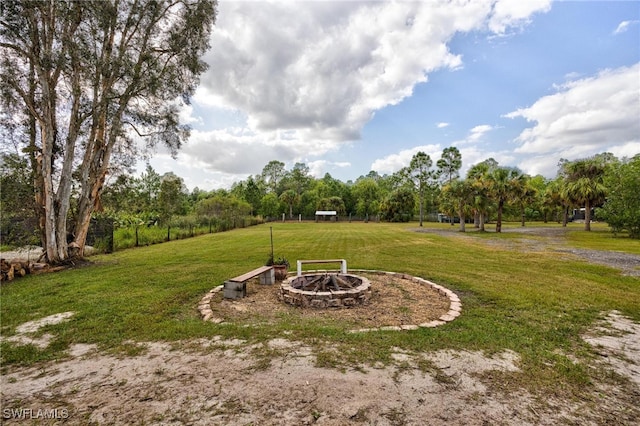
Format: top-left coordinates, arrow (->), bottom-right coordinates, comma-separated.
145,0 -> 640,191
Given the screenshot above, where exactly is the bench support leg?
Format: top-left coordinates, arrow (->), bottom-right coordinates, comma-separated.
259,268 -> 275,285
223,281 -> 246,299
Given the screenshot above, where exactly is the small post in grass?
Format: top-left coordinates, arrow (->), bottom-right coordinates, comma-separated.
270,226 -> 274,262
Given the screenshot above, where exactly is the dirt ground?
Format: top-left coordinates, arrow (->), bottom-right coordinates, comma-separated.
1,227 -> 639,425
209,272 -> 451,329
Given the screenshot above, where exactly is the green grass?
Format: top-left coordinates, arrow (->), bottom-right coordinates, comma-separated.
1,221 -> 639,398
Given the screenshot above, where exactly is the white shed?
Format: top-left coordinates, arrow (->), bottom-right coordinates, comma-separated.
315,210 -> 337,222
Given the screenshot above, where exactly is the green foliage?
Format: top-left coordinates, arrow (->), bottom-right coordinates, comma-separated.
561,155 -> 609,231
380,188 -> 415,222
317,196 -> 346,215
598,155 -> 640,238
437,146 -> 462,184
352,178 -> 381,217
0,153 -> 39,246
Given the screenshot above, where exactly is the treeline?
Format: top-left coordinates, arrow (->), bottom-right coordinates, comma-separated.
101,148 -> 640,238
2,148 -> 638,251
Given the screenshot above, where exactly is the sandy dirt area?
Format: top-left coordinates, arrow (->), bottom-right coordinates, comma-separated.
1,312 -> 639,425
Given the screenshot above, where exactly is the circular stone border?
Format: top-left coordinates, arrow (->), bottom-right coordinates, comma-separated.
198,269 -> 462,331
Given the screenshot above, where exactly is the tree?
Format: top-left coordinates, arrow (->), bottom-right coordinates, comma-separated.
279,189 -> 300,219
440,179 -> 474,232
158,173 -> 187,226
0,0 -> 216,262
0,152 -> 39,245
562,157 -> 608,231
138,165 -> 162,214
317,196 -> 346,215
283,162 -> 311,195
261,160 -> 286,194
352,178 -> 381,221
598,155 -> 639,237
514,175 -> 538,227
466,159 -> 497,231
259,193 -> 282,219
437,146 -> 462,184
403,151 -> 435,226
488,166 -> 524,233
380,188 -> 415,222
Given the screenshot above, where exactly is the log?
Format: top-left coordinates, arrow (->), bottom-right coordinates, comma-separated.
334,275 -> 354,289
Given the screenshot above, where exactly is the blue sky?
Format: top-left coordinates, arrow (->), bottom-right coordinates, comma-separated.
146,0 -> 640,191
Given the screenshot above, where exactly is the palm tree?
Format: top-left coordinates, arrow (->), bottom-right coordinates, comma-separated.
488,167 -> 524,233
562,158 -> 608,231
441,179 -> 474,232
515,176 -> 538,227
279,189 -> 300,219
466,160 -> 496,231
542,178 -> 567,224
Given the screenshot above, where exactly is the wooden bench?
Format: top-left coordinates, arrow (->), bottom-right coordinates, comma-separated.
296,259 -> 347,276
223,266 -> 275,299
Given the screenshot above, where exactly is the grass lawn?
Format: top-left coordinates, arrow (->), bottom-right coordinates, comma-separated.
1,221 -> 639,397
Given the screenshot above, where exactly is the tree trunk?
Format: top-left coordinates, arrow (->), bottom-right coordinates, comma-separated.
584,200 -> 592,231
419,192 -> 424,227
496,199 -> 504,233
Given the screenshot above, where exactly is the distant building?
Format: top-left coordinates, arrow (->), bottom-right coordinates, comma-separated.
315,210 -> 337,222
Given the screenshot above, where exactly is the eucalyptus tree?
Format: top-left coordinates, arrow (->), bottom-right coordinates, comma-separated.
0,0 -> 216,262
402,151 -> 435,226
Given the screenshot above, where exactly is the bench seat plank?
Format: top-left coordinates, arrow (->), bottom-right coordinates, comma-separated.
229,265 -> 273,283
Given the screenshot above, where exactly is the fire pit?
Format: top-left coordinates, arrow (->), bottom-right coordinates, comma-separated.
280,273 -> 371,308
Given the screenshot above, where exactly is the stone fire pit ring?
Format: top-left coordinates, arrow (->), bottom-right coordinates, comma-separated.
280,273 -> 371,308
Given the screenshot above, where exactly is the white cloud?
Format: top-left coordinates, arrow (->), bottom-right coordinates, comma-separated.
198,0 -> 549,146
371,144 -> 442,175
468,124 -> 494,142
506,63 -> 640,160
459,146 -> 515,175
171,1 -> 554,185
488,0 -> 552,34
307,160 -> 351,178
614,20 -> 639,35
436,122 -> 450,128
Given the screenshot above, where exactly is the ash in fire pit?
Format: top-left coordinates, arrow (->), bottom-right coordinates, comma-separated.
280,273 -> 371,308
